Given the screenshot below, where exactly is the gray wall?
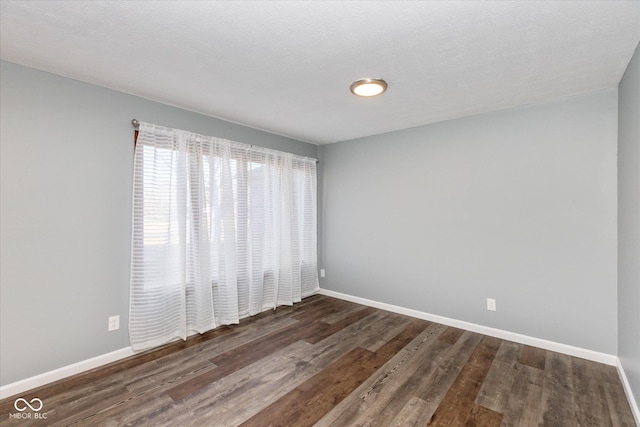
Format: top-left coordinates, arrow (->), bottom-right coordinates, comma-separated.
0,60 -> 317,386
618,42 -> 640,408
319,89 -> 618,354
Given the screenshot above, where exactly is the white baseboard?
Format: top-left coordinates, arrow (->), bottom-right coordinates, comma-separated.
319,288 -> 618,366
0,347 -> 135,401
616,358 -> 640,426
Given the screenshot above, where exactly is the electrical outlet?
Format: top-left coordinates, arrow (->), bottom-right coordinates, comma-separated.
487,298 -> 496,312
320,269 -> 325,278
108,315 -> 120,331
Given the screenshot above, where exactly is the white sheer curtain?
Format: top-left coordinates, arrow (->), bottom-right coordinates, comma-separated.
129,122 -> 318,351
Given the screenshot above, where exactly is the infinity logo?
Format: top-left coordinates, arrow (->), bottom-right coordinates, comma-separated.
14,397 -> 43,412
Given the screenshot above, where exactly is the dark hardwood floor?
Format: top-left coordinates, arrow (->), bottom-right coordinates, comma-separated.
0,295 -> 635,426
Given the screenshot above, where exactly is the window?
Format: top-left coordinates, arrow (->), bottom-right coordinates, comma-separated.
129,122 -> 318,351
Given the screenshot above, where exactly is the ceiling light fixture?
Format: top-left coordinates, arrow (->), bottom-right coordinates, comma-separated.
350,78 -> 388,97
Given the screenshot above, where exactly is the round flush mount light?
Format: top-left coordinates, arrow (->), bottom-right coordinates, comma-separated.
350,78 -> 388,97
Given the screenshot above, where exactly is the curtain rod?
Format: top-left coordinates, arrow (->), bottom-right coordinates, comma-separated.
131,118 -> 318,163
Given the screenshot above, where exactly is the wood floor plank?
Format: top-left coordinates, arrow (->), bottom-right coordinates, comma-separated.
316,322 -> 448,427
123,359 -> 216,394
463,403 -> 503,427
475,340 -> 522,412
15,383 -> 130,427
540,352 -> 578,427
240,319 -> 429,427
289,296 -> 340,322
573,357 -> 615,427
322,328 -> 481,427
520,344 -> 547,370
52,390 -> 175,427
94,394 -> 176,427
598,360 -> 637,426
238,347 -> 380,427
600,363 -> 625,386
389,396 -> 431,427
320,299 -> 370,324
146,308 -> 404,426
603,382 -> 637,427
413,331 -> 485,424
358,315 -> 423,353
223,310 -> 414,426
427,335 -> 502,426
122,314 -> 302,398
501,363 -> 545,427
302,306 -> 377,344
297,309 -> 403,371
372,318 -> 431,359
149,341 -> 315,427
102,339 -> 312,426
164,323 -> 306,401
438,326 -> 465,345
165,306 -> 375,401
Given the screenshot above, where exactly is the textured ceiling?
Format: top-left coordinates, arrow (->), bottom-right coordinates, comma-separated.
1,1 -> 639,145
